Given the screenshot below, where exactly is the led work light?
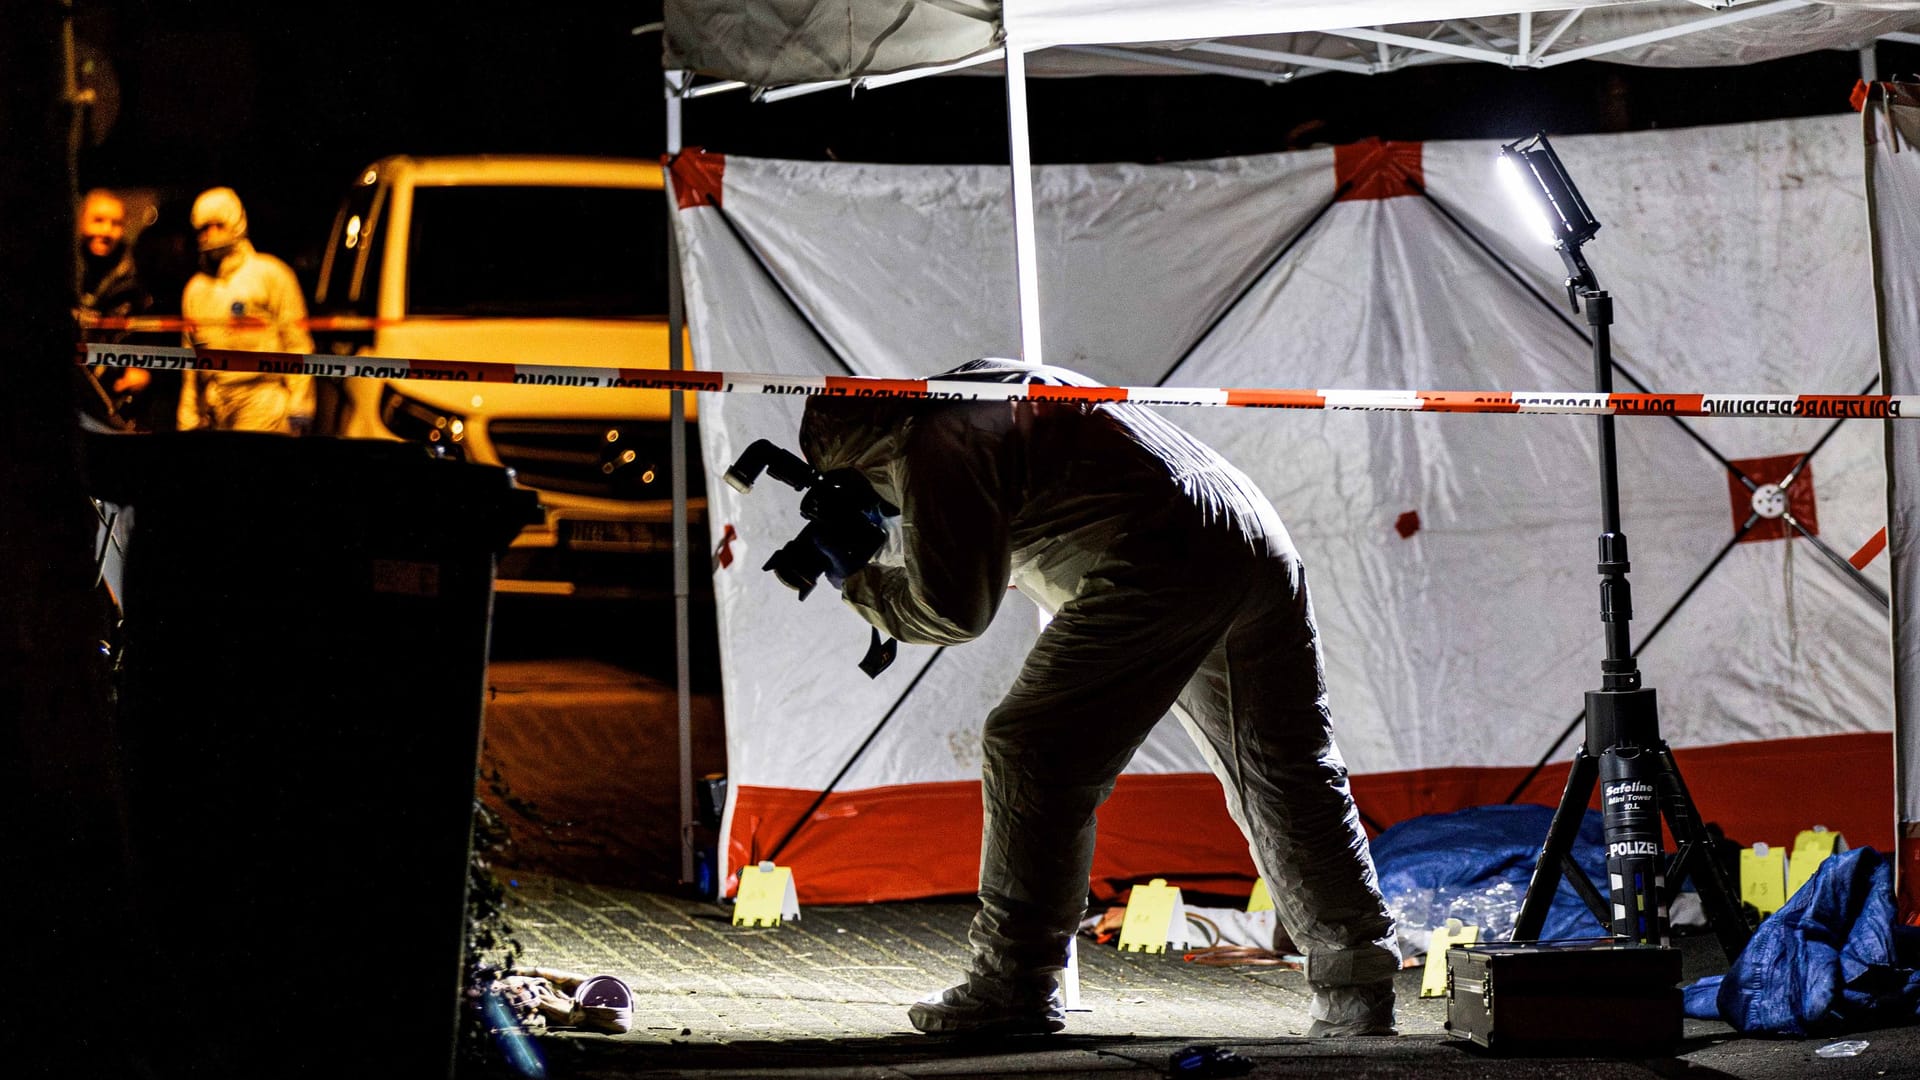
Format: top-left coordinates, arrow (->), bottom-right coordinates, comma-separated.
1499,133 -> 1602,306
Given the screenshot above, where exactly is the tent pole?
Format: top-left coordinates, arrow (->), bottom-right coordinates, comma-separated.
1004,42 -> 1043,363
1864,84 -> 1918,917
665,69 -> 697,889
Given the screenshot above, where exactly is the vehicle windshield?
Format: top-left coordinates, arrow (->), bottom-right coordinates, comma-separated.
406,184 -> 668,318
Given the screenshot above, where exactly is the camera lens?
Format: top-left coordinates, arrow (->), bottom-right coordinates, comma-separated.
764,536 -> 827,600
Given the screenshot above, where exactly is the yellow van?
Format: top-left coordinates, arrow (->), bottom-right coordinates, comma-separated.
310,155 -> 701,599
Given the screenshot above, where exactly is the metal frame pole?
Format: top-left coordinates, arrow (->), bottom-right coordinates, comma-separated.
1004,42 -> 1043,364
665,70 -> 696,887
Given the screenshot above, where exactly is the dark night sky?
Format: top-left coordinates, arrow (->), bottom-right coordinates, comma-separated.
73,1 -> 1917,306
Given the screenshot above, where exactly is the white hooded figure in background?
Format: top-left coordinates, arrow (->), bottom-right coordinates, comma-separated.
796,358 -> 1401,1038
176,186 -> 316,434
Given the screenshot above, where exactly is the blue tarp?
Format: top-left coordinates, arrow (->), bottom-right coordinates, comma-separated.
1683,847 -> 1920,1035
1370,804 -> 1612,946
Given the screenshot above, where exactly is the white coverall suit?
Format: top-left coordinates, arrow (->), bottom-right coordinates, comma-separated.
177,187 -> 317,435
798,360 -> 1400,1035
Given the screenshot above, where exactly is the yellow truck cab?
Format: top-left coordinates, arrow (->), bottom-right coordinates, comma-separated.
310,155 -> 701,599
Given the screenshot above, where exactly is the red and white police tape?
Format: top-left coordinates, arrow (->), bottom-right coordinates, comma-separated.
84,343 -> 1915,419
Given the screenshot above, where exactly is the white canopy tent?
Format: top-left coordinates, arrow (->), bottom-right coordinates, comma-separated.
663,0 -> 1920,366
653,0 -> 1920,901
665,1 -> 1920,89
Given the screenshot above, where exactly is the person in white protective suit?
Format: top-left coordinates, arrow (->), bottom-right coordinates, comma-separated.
796,358 -> 1400,1037
176,186 -> 317,434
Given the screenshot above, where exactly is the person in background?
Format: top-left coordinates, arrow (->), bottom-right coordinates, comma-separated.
79,188 -> 148,330
175,186 -> 316,434
797,358 -> 1401,1039
76,188 -> 161,428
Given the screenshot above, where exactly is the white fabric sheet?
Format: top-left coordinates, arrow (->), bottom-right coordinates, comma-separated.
673,114 -> 1894,885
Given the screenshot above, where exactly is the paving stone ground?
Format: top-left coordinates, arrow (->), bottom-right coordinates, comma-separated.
467,871 -> 1920,1080
466,659 -> 1920,1079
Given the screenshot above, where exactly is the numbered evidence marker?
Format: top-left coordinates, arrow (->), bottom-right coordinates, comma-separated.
1740,842 -> 1788,918
1117,878 -> 1191,953
732,860 -> 801,927
1247,878 -> 1273,913
1786,827 -> 1847,900
1420,918 -> 1478,998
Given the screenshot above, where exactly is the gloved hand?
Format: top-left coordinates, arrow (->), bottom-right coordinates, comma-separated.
815,533 -> 867,590
816,507 -> 896,589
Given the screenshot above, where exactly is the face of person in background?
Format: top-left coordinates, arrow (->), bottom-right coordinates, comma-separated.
194,218 -> 240,255
190,187 -> 248,274
81,192 -> 126,259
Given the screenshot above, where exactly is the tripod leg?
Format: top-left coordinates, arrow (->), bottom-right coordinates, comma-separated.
1653,746 -> 1751,962
1514,750 -> 1602,941
1558,848 -> 1613,928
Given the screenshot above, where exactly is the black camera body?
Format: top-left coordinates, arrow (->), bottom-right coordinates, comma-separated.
725,439 -> 892,601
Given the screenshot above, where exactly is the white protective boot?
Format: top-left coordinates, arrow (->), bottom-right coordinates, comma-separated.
1305,979 -> 1398,1037
907,974 -> 1066,1036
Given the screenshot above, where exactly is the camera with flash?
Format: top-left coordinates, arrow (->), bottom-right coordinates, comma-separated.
723,439 -> 895,601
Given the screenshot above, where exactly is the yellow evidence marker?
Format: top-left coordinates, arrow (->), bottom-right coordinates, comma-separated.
1740,843 -> 1787,918
1117,878 -> 1190,954
733,860 -> 801,927
1421,919 -> 1479,998
1786,827 -> 1846,900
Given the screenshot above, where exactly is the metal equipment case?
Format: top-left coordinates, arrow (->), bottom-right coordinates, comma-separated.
1444,939 -> 1683,1055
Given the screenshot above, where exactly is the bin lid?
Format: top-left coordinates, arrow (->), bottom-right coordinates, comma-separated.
84,431 -> 542,553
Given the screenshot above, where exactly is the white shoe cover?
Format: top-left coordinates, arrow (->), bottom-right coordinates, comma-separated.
907,980 -> 1066,1036
1306,980 -> 1397,1037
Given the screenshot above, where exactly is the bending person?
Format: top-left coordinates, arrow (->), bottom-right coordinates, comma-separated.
796,358 -> 1400,1038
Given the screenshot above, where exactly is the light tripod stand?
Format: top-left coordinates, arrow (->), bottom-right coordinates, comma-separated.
1500,134 -> 1753,962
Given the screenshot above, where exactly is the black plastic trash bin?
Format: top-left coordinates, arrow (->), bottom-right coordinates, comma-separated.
86,431 -> 538,1079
